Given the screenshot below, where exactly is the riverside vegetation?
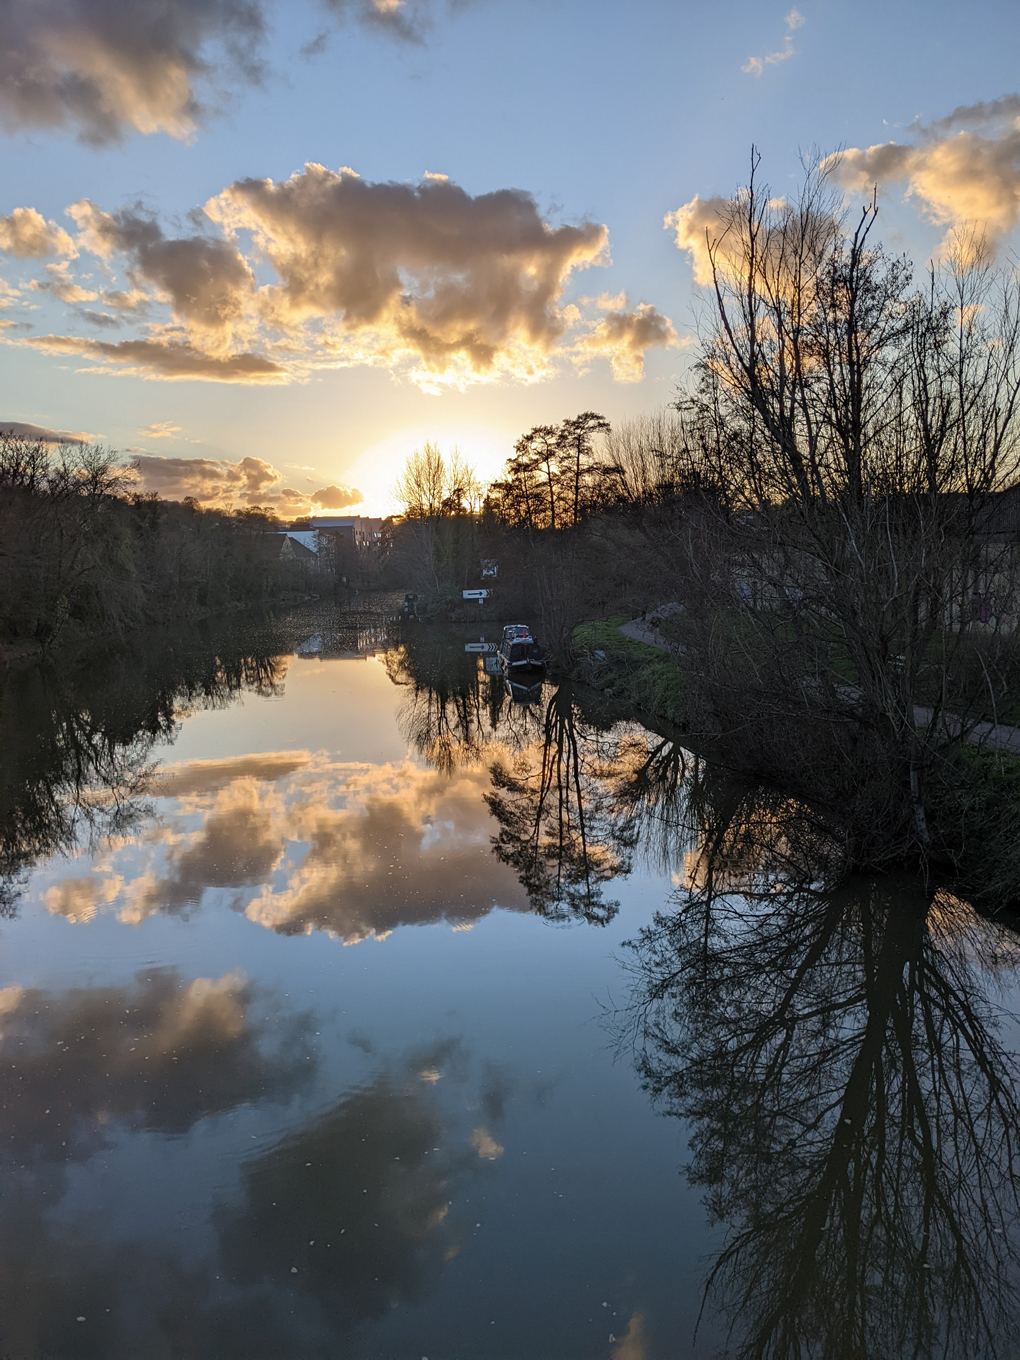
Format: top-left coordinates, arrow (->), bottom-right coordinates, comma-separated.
0,434 -> 319,660
392,159 -> 1020,906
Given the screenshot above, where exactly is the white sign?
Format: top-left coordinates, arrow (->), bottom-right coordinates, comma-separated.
463,589 -> 490,599
465,642 -> 497,653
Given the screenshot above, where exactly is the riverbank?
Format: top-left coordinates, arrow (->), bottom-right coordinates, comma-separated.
569,613 -> 1020,914
571,616 -> 686,724
0,589 -> 326,674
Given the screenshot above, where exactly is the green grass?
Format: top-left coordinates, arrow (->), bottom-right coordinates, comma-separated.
572,617 -> 686,723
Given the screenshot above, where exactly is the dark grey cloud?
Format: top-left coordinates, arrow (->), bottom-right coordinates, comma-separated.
158,752 -> 311,798
79,308 -> 124,329
0,0 -> 267,144
0,418 -> 92,442
0,0 -> 477,144
917,93 -> 1020,137
13,333 -> 288,381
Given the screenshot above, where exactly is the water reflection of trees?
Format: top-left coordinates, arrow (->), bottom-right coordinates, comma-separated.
0,619 -> 290,909
385,631 -> 542,772
386,628 -> 668,924
485,683 -> 637,924
628,787 -> 1020,1359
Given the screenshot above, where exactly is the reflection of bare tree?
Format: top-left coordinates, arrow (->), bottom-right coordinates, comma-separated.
629,814 -> 1020,1358
386,628 -> 694,923
486,683 -> 638,924
0,621 -> 290,909
386,629 -> 541,773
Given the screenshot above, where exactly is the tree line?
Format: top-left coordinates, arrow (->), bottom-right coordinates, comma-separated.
0,435 -> 315,655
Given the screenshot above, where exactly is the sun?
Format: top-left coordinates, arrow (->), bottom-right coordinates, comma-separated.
340,423 -> 517,517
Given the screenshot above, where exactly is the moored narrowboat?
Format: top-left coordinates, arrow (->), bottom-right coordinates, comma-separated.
498,624 -> 546,679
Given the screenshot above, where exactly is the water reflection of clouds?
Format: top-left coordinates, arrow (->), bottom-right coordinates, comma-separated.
217,1042 -> 487,1327
0,1026 -> 510,1358
0,968 -> 314,1161
37,749 -> 529,941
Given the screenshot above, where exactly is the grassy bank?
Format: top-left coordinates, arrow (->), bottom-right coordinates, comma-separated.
571,616 -> 687,724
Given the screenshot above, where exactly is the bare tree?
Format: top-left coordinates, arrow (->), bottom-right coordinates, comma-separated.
667,153 -> 1020,864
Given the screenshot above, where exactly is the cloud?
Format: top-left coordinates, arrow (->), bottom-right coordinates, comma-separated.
206,163 -> 609,386
79,308 -> 124,329
665,194 -> 738,286
138,420 -> 181,440
0,419 -> 93,443
8,168 -> 671,386
156,751 -> 311,796
215,1042 -> 498,1329
70,199 -> 256,350
130,453 -> 309,511
30,260 -> 98,303
823,96 -> 1020,258
469,1126 -> 504,1160
311,483 -> 364,508
0,0 -> 267,144
43,751 -> 529,939
11,333 -> 288,381
577,300 -> 679,381
0,206 -> 74,257
102,287 -> 150,312
321,0 -> 431,44
610,1312 -> 648,1360
0,1 -> 479,145
742,7 -> 803,76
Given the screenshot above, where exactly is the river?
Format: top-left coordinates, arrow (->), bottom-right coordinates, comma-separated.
1,598 -> 1018,1359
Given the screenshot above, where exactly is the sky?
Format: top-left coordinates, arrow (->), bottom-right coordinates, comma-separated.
1,0 -> 1020,516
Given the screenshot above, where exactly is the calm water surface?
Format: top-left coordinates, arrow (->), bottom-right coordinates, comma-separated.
2,601 -> 1019,1359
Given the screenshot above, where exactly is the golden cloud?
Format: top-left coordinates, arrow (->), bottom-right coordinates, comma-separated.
30,260 -> 98,303
0,419 -> 94,443
665,194 -> 738,287
576,300 -> 679,381
0,206 -> 75,257
42,752 -> 528,941
206,163 -> 610,386
311,483 -> 364,509
8,167 -> 676,386
130,455 -> 315,515
137,420 -> 180,439
826,97 -> 1020,257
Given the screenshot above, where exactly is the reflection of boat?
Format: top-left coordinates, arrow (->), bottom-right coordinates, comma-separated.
498,624 -> 546,679
508,677 -> 544,705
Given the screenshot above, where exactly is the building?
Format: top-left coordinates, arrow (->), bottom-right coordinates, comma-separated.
307,516 -> 385,548
276,532 -> 320,564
